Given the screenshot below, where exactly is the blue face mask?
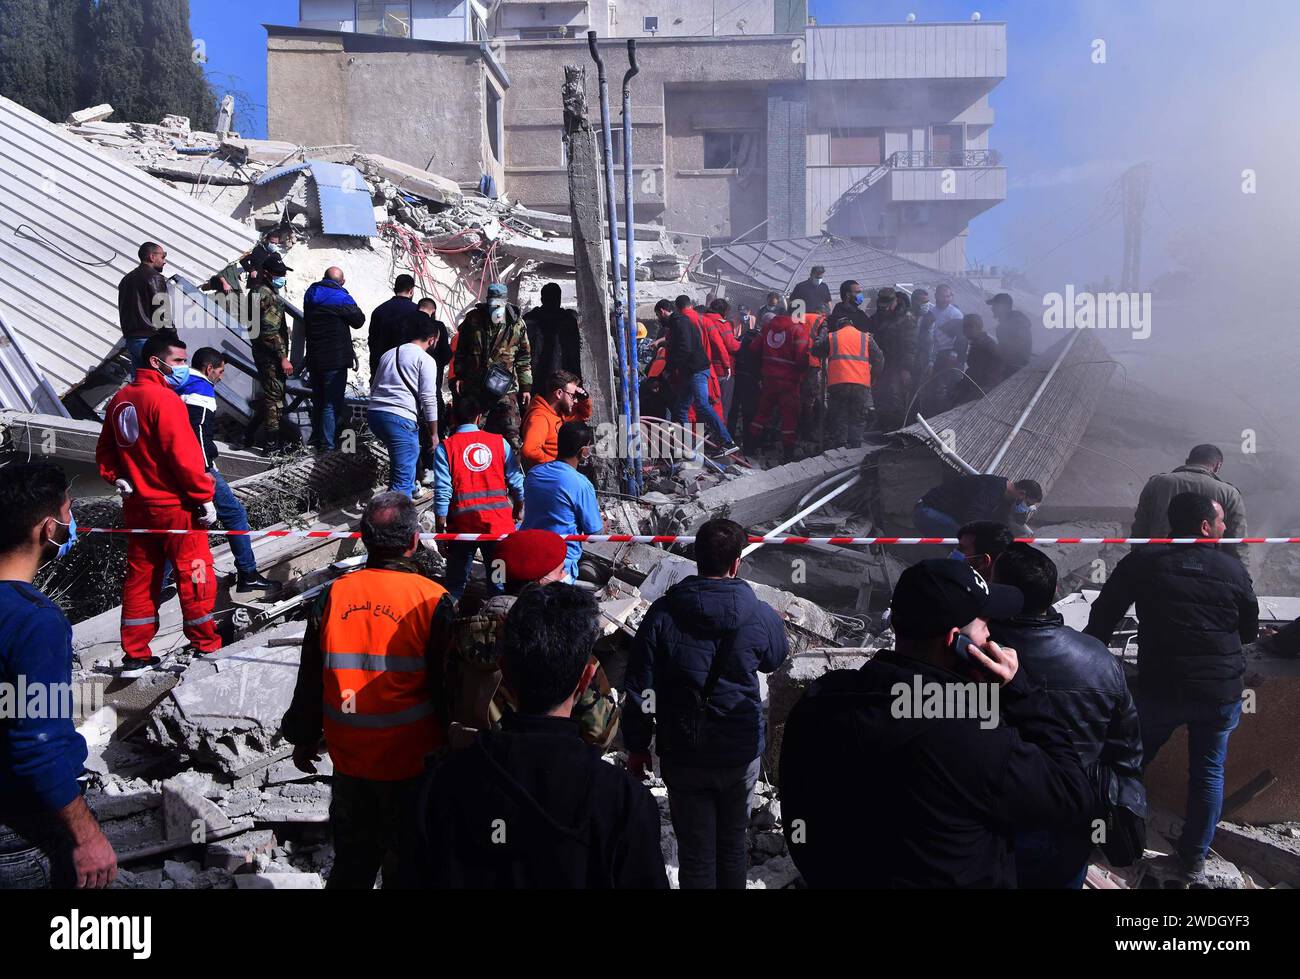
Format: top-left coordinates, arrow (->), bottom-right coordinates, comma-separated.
164,364 -> 190,389
949,548 -> 966,562
852,292 -> 866,306
271,276 -> 287,290
49,513 -> 77,560
1013,500 -> 1036,518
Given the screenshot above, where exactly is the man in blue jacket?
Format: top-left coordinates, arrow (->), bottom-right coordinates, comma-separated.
0,462 -> 117,889
177,348 -> 276,592
521,421 -> 603,582
624,518 -> 789,888
303,267 -> 366,451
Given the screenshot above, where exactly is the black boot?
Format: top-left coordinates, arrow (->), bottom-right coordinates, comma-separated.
236,570 -> 278,593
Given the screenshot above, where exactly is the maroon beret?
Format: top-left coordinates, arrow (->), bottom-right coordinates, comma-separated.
496,530 -> 567,584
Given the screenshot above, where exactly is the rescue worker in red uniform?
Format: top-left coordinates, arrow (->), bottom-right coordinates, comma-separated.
95,331 -> 220,675
702,299 -> 740,417
281,491 -> 455,889
745,311 -> 811,462
433,394 -> 526,603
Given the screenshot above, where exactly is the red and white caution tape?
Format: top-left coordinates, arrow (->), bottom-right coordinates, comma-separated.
79,529 -> 1300,546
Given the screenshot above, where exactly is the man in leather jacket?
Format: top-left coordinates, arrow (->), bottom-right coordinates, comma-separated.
990,543 -> 1145,888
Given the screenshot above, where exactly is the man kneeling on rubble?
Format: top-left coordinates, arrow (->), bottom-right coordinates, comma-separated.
779,559 -> 1092,888
281,492 -> 455,889
416,583 -> 667,889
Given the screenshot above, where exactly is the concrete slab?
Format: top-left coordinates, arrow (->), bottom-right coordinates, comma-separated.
234,872 -> 324,889
358,152 -> 461,205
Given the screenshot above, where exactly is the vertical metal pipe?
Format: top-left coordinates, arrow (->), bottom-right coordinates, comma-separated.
622,39 -> 642,495
588,31 -> 631,492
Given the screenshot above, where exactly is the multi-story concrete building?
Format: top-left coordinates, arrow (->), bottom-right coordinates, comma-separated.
274,2 -> 1006,271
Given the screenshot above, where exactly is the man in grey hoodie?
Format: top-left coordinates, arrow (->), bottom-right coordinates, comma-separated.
368,316 -> 442,501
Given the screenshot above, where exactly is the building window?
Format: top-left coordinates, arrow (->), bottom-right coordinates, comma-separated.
356,1 -> 411,37
518,27 -> 573,40
487,87 -> 502,163
703,132 -> 744,170
829,129 -> 883,166
930,124 -> 965,165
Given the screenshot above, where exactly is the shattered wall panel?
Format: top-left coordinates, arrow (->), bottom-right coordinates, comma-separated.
0,95 -> 257,397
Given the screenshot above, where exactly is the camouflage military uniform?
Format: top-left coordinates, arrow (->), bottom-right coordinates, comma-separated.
445,590 -> 619,748
251,284 -> 288,441
453,302 -> 533,451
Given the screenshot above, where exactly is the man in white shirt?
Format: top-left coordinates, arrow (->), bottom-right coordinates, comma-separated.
368,317 -> 442,502
928,284 -> 966,372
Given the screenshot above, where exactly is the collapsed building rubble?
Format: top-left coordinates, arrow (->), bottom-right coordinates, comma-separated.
2,88 -> 1298,892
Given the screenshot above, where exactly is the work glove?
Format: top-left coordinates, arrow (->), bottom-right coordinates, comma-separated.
114,479 -> 134,497
197,501 -> 218,528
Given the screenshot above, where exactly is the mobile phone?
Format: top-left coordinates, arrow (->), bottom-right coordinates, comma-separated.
951,632 -> 977,666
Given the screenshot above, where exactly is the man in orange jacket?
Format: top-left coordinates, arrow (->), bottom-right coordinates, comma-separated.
96,331 -> 220,676
282,491 -> 455,889
521,369 -> 592,469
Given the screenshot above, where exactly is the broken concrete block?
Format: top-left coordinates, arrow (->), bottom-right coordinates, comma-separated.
159,114 -> 191,132
163,859 -> 200,885
162,774 -> 233,842
206,829 -> 278,872
746,854 -> 800,889
67,104 -> 114,126
234,872 -> 324,890
357,153 -> 461,205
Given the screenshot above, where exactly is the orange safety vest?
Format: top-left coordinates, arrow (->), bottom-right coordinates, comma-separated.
320,568 -> 447,780
826,326 -> 873,387
444,429 -> 515,534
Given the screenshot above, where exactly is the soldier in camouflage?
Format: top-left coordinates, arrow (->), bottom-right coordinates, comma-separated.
453,282 -> 533,451
444,529 -> 619,748
249,254 -> 295,453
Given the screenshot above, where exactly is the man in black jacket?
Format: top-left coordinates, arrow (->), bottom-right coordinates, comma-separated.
303,267 -> 366,451
992,543 -> 1144,888
624,519 -> 789,889
915,474 -> 1042,539
654,298 -> 737,456
987,293 -> 1033,373
1085,492 -> 1257,883
117,241 -> 169,371
523,282 -> 581,383
416,583 -> 668,889
367,274 -> 419,377
781,558 -> 1090,888
868,287 -> 919,430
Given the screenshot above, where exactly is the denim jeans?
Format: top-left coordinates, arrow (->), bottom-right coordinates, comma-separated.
1137,693 -> 1243,863
1014,828 -> 1090,889
310,367 -> 349,450
913,501 -> 962,538
0,816 -> 71,889
661,756 -> 761,889
212,469 -> 256,574
443,542 -> 502,603
670,369 -> 732,447
368,409 -> 420,497
125,336 -> 148,376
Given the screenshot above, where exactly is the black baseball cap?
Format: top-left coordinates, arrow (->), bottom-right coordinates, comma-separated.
986,292 -> 1013,307
890,559 -> 1023,639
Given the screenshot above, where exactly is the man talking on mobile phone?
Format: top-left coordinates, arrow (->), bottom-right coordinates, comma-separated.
778,559 -> 1092,888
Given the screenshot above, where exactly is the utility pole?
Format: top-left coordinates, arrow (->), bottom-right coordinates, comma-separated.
563,64 -> 618,491
1120,162 -> 1151,292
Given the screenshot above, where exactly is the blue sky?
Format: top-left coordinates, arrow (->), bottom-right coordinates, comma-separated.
191,1 -> 1300,288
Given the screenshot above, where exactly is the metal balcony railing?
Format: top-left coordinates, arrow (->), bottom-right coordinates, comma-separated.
887,149 -> 1002,168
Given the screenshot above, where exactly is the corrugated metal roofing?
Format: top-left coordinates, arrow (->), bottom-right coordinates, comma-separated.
0,309 -> 68,416
0,95 -> 257,398
896,330 -> 1116,491
709,234 -> 990,311
256,159 -> 377,237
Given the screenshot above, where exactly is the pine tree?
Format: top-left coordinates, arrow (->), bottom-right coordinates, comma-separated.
142,0 -> 214,129
0,0 -> 86,121
89,0 -> 147,121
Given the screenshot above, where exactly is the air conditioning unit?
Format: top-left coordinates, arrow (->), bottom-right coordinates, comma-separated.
644,16 -> 659,34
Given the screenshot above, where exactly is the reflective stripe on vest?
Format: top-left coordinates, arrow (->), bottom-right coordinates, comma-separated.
320,568 -> 447,780
826,327 -> 872,387
444,430 -> 514,534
